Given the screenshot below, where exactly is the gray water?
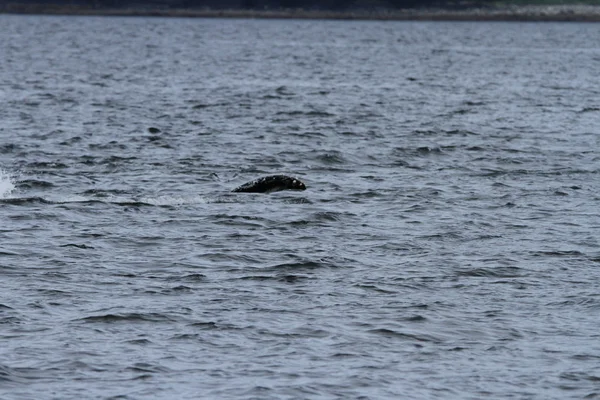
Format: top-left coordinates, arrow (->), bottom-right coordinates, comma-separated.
1,14 -> 600,399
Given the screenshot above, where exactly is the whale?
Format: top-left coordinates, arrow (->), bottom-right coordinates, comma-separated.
232,175 -> 306,194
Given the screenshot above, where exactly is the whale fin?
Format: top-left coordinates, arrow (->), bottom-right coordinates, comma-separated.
232,175 -> 306,194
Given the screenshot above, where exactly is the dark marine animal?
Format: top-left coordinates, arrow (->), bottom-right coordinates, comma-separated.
232,175 -> 306,194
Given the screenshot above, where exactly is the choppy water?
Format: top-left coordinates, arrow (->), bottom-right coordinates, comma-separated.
1,14 -> 600,399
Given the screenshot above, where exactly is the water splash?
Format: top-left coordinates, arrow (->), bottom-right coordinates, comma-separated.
0,169 -> 15,198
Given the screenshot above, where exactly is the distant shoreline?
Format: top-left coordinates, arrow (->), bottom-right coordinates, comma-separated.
2,4 -> 600,22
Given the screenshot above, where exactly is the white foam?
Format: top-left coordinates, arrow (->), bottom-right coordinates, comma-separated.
139,195 -> 210,206
40,194 -> 211,206
50,195 -> 94,203
0,169 -> 15,199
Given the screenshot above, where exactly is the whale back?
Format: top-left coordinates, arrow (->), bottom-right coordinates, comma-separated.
232,175 -> 306,194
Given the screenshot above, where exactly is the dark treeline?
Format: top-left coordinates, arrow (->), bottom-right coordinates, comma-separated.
2,0 -> 493,10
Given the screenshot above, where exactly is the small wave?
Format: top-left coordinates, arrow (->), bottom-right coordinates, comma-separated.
167,273 -> 206,282
1,191 -> 215,207
125,363 -> 171,374
0,144 -> 21,154
191,101 -> 230,109
16,179 -> 54,189
445,129 -> 479,136
48,195 -> 96,203
237,274 -> 310,283
275,85 -> 295,96
530,250 -> 585,258
59,243 -> 95,249
289,211 -> 354,226
368,328 -> 443,343
455,266 -> 523,278
98,155 -> 137,164
0,169 -> 16,199
263,259 -> 340,272
0,195 -> 114,206
26,161 -> 68,169
80,312 -> 178,323
81,188 -> 131,197
275,110 -> 335,118
560,371 -> 600,382
283,197 -> 312,204
0,196 -> 52,205
391,146 -> 444,158
0,364 -> 30,384
578,107 -> 600,113
314,151 -> 347,164
287,130 -> 327,138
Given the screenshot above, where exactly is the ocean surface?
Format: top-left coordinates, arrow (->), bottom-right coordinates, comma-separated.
1,14 -> 600,399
